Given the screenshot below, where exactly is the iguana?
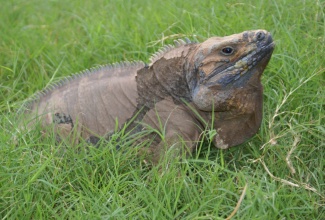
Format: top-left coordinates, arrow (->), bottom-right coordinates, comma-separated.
23,30 -> 275,163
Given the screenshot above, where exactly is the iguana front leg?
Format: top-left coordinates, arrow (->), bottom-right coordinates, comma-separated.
140,98 -> 202,164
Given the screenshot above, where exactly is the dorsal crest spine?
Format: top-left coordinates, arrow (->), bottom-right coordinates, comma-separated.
21,61 -> 145,111
149,38 -> 198,65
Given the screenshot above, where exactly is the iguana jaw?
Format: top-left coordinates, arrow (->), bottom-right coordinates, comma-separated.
204,39 -> 274,87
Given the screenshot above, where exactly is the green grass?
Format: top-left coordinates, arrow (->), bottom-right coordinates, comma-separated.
1,0 -> 324,219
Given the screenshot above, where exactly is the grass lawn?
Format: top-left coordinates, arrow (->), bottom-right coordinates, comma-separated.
0,0 -> 324,219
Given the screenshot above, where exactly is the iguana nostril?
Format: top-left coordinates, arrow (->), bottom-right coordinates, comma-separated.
256,31 -> 265,41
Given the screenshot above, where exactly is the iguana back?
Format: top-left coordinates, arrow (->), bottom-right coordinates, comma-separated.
30,62 -> 144,140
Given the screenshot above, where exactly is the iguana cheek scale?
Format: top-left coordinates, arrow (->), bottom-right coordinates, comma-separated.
23,30 -> 275,162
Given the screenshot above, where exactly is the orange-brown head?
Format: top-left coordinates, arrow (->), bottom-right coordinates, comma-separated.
188,30 -> 274,111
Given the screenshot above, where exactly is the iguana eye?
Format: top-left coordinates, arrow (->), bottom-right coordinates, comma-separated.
221,47 -> 234,55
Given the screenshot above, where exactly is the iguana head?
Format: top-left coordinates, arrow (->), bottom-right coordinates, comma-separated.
188,29 -> 274,110
187,30 -> 275,148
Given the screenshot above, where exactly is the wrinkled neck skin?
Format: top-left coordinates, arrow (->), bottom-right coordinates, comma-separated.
184,55 -> 266,149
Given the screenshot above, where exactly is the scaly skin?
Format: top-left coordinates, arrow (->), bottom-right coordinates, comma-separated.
24,30 -> 275,162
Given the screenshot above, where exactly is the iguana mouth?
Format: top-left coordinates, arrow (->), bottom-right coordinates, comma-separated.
204,40 -> 275,87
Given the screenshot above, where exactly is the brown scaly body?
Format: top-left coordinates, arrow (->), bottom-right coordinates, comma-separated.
23,30 -> 275,163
